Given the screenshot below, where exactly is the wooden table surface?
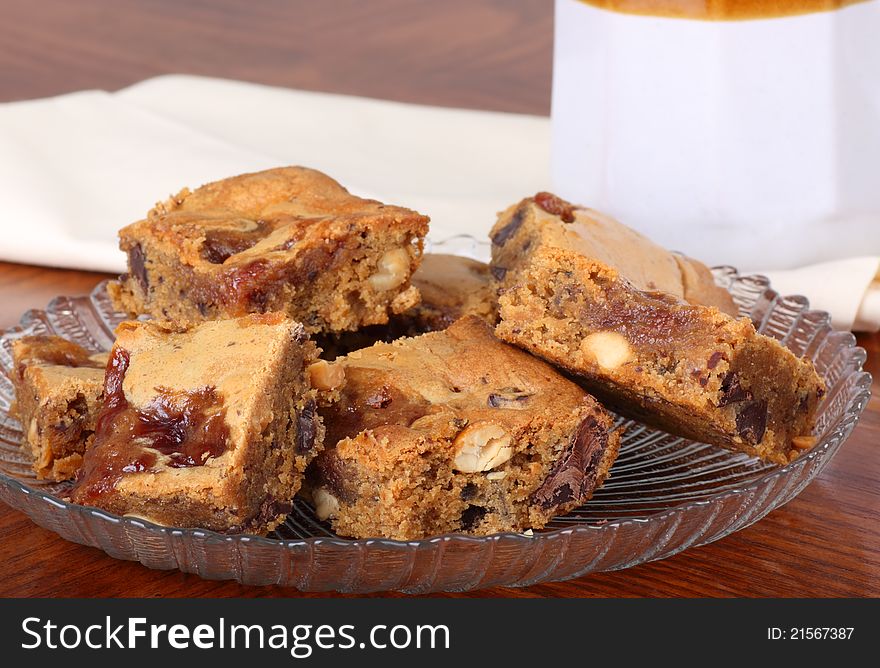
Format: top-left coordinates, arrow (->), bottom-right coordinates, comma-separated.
1,0 -> 877,598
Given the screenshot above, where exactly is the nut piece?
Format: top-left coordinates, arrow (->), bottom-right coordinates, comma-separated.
35,440 -> 53,472
312,487 -> 340,521
27,417 -> 38,444
368,248 -> 410,291
581,331 -> 632,370
308,360 -> 345,391
792,435 -> 816,450
453,422 -> 513,473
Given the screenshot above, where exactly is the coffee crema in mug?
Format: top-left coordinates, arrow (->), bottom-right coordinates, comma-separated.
576,0 -> 868,20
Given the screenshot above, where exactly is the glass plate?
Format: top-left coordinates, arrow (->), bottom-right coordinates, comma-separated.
0,237 -> 871,593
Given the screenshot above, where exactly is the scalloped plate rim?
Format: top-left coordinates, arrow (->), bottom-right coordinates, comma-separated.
0,258 -> 870,553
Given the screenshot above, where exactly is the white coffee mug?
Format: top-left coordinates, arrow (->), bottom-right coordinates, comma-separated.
552,0 -> 880,270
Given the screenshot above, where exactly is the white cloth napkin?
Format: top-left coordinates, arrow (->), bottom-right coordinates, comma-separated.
0,74 -> 876,331
762,258 -> 880,332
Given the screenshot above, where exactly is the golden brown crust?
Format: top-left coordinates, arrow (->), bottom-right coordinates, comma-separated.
110,166 -> 429,333
489,193 -> 738,316
674,254 -> 739,318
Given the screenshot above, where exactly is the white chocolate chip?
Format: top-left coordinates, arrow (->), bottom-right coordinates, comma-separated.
486,470 -> 507,481
453,422 -> 513,472
581,331 -> 632,370
312,488 -> 340,521
368,248 -> 410,291
307,360 -> 346,391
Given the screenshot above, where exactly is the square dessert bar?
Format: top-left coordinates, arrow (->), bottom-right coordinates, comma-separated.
489,192 -> 738,317
108,166 -> 429,333
496,248 -> 825,464
11,336 -> 107,481
71,314 -> 328,534
306,315 -> 620,540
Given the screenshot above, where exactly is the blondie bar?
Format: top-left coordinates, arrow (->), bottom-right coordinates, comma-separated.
108,166 -> 429,333
11,336 -> 107,481
490,192 -> 738,316
496,248 -> 825,464
306,315 -> 619,540
71,314 -> 326,534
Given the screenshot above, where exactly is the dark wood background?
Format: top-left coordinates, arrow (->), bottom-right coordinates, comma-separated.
0,0 -> 877,598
